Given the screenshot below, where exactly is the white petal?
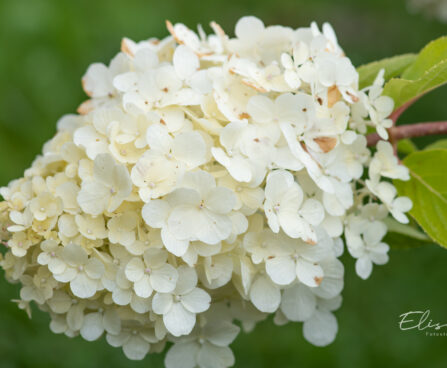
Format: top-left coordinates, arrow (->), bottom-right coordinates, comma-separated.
142,247 -> 168,267
313,259 -> 344,299
180,170 -> 216,197
161,227 -> 190,256
152,293 -> 173,315
265,206 -> 280,233
112,288 -> 132,305
134,274 -> 153,298
84,258 -> 105,279
125,258 -> 145,282
165,342 -> 199,368
181,288 -> 211,313
113,71 -> 138,92
123,335 -> 150,360
296,259 -> 324,288
70,273 -> 97,298
130,296 -> 152,314
111,165 -> 132,198
133,48 -> 158,71
106,332 -> 128,347
146,124 -> 172,153
168,205 -> 203,241
93,153 -> 116,184
80,313 -> 104,341
172,131 -> 206,168
142,200 -> 171,228
82,63 -> 112,98
53,267 -> 77,283
103,309 -> 121,335
189,70 -> 212,94
203,321 -> 240,347
205,187 -> 236,214
321,215 -> 343,238
67,304 -> 84,330
47,291 -> 72,313
164,302 -> 196,337
211,148 -> 252,183
48,258 -> 68,275
197,210 -> 233,245
62,242 -> 88,266
197,343 -> 235,368
300,199 -> 324,226
173,45 -> 200,80
355,256 -> 373,280
265,256 -> 296,285
175,265 -> 198,295
49,315 -> 68,334
391,209 -> 409,224
77,181 -> 109,216
246,95 -> 275,123
281,283 -> 316,322
278,212 -> 306,239
303,310 -> 338,347
150,264 -> 178,293
265,170 -> 295,201
249,275 -> 280,313
235,16 -> 264,42
363,221 -> 387,245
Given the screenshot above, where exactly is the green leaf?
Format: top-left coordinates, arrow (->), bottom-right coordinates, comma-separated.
357,53 -> 417,89
382,37 -> 447,109
384,218 -> 430,241
382,59 -> 447,109
402,36 -> 447,80
394,149 -> 447,248
397,139 -> 418,155
425,139 -> 447,150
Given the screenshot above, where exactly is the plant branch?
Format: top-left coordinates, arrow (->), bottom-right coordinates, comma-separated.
366,121 -> 447,146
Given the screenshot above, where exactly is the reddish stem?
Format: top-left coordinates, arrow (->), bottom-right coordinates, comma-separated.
388,97 -> 423,153
366,121 -> 447,147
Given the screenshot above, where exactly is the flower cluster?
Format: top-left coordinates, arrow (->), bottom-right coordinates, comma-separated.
0,16 -> 411,366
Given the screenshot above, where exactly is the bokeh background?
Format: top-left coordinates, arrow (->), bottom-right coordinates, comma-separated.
0,0 -> 446,367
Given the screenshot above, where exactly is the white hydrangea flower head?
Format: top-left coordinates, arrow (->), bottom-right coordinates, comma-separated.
0,15 -> 413,365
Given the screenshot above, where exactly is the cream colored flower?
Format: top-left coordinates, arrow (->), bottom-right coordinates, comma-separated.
77,153 -> 132,215
107,211 -> 139,247
37,239 -> 66,273
8,231 -> 35,257
52,243 -> 105,298
152,266 -> 210,336
75,214 -> 108,240
29,192 -> 63,221
125,248 -> 178,298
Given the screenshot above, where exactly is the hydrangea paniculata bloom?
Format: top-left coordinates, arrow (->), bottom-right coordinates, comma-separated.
0,16 -> 411,366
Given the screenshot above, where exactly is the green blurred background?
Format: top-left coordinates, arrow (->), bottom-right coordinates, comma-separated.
0,0 -> 446,367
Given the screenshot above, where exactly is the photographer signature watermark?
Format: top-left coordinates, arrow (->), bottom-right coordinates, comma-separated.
399,310 -> 447,336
